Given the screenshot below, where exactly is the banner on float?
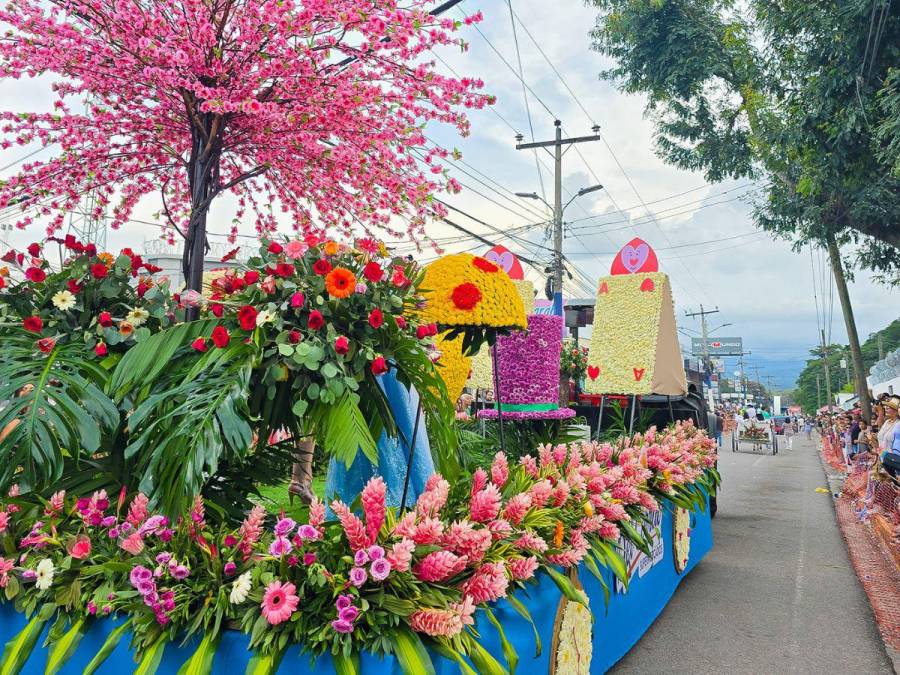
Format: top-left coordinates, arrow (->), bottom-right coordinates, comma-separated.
614,508 -> 663,593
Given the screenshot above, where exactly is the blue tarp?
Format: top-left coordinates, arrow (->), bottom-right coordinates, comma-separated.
0,498 -> 712,674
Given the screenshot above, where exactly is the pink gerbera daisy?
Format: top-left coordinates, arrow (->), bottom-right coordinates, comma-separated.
260,580 -> 299,625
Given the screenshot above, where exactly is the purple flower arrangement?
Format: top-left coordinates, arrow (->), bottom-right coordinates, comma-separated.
478,314 -> 575,420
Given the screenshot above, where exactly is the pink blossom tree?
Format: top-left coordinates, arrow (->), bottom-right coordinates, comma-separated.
0,0 -> 488,291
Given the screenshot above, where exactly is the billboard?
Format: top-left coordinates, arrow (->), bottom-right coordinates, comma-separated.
691,337 -> 743,356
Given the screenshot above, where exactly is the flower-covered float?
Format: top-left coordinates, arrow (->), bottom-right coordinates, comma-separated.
0,236 -> 719,675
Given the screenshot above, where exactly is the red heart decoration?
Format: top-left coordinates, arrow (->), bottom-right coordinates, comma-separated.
587,366 -> 600,380
598,282 -> 609,295
633,367 -> 645,381
639,277 -> 655,292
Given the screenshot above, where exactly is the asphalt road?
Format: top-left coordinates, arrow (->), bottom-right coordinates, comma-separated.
611,432 -> 894,674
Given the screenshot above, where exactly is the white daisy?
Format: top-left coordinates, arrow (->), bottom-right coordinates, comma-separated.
35,558 -> 55,591
126,308 -> 150,327
51,290 -> 76,311
229,570 -> 252,604
255,309 -> 275,327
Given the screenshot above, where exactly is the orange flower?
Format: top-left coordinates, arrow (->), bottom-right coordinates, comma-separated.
323,240 -> 340,256
553,520 -> 565,548
98,252 -> 115,268
324,267 -> 356,298
0,266 -> 8,277
118,321 -> 134,337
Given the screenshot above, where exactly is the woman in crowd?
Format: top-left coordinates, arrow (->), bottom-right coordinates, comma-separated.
783,413 -> 796,450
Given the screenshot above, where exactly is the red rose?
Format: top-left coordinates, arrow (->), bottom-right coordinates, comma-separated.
63,234 -> 81,251
37,337 -> 55,353
23,316 -> 43,333
98,312 -> 113,327
307,310 -> 324,331
25,267 -> 46,283
363,261 -> 384,283
121,248 -> 134,257
288,330 -> 302,344
211,326 -> 230,348
191,337 -> 208,352
391,267 -> 409,288
84,244 -> 97,256
27,243 -> 41,257
428,323 -> 438,336
244,270 -> 260,285
267,241 -> 284,254
143,263 -> 162,274
90,263 -> 108,279
368,308 -> 384,329
210,303 -> 224,318
312,259 -> 332,276
94,342 -> 108,357
290,292 -> 305,308
130,254 -> 143,272
0,277 -> 5,290
238,305 -> 258,331
370,355 -> 389,376
395,316 -> 407,330
304,234 -> 321,248
334,335 -> 349,355
274,262 -> 294,278
415,325 -> 429,340
137,280 -> 151,298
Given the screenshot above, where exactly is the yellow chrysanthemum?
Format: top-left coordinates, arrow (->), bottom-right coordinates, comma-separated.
432,332 -> 471,403
673,507 -> 691,573
419,253 -> 526,329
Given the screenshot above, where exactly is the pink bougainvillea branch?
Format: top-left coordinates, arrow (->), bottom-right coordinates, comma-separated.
0,0 -> 490,285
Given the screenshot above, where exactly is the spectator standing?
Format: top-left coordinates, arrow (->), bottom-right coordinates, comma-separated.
783,414 -> 796,450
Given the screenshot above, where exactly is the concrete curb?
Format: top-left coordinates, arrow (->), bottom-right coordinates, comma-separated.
817,447 -> 900,674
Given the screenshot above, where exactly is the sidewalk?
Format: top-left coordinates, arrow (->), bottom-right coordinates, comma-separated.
818,437 -> 900,670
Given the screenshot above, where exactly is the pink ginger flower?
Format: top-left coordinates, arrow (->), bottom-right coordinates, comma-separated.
519,454 -> 539,478
261,580 -> 299,625
0,511 -> 8,535
529,480 -> 553,508
441,521 -> 492,564
45,490 -> 66,516
238,505 -> 266,560
360,477 -> 386,543
386,538 -> 416,572
0,556 -> 13,588
488,518 -> 513,540
599,521 -> 620,540
190,495 -> 205,528
470,467 -> 488,495
411,517 -> 444,545
409,596 -> 475,638
513,531 -> 548,553
416,475 -> 449,518
538,444 -> 554,468
331,500 -> 369,551
413,550 -> 467,582
126,493 -> 149,527
308,497 -> 326,532
490,452 -> 508,487
460,562 -> 508,604
120,532 -> 144,555
509,555 -> 539,581
502,493 -> 532,525
393,511 -> 417,539
551,481 -> 570,507
469,484 -> 501,523
600,503 -> 627,521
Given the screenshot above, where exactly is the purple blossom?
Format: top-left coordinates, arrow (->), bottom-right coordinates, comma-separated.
339,605 -> 360,622
100,516 -> 117,527
296,524 -> 319,541
171,565 -> 190,580
274,517 -> 296,537
370,558 -> 391,581
108,528 -> 119,538
137,580 -> 156,596
303,552 -> 317,566
366,545 -> 385,561
269,536 -> 292,557
87,601 -> 97,615
139,515 -> 167,536
331,619 -> 355,634
155,552 -> 172,565
335,594 -> 353,611
223,562 -> 237,576
22,570 -> 36,580
159,529 -> 174,542
349,566 -> 367,587
353,549 -> 369,566
129,566 -> 152,585
102,605 -> 112,615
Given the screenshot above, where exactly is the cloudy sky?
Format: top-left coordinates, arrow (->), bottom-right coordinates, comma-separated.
0,0 -> 895,390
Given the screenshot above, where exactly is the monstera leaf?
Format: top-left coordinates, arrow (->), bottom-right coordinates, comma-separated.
111,321 -> 255,516
0,331 -> 119,492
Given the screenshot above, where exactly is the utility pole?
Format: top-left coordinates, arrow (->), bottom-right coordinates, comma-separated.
820,328 -> 833,411
816,374 -> 822,409
685,305 -> 720,375
516,121 -> 602,315
736,350 -> 751,405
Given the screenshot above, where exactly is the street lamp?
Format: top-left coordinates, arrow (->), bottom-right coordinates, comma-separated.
708,322 -> 733,335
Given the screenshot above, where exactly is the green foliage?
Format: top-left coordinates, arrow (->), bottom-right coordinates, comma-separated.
0,332 -> 118,492
589,0 -> 900,276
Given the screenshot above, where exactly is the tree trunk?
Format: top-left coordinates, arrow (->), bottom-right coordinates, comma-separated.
826,236 -> 872,422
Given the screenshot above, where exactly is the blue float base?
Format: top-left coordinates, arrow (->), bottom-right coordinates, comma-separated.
1,498 -> 712,674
